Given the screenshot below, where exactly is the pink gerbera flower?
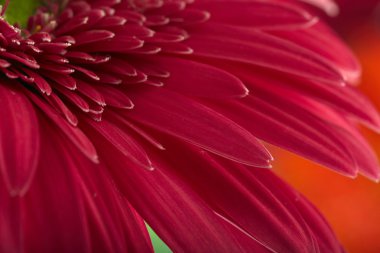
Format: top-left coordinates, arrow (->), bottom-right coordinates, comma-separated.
1,0 -> 379,252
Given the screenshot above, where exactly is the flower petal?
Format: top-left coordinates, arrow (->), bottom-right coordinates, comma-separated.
138,55 -> 249,98
0,83 -> 40,196
0,184 -> 22,253
146,138 -> 331,253
269,22 -> 361,84
22,128 -> 90,253
63,140 -> 154,253
211,94 -> 358,176
26,90 -> 98,163
95,136 -> 261,253
84,118 -> 154,170
187,24 -> 345,85
127,88 -> 272,167
194,0 -> 317,29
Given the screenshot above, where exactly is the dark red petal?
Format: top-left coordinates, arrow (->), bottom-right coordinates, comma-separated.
63,141 -> 154,253
22,68 -> 53,95
26,91 -> 98,163
76,80 -> 105,106
84,118 -> 154,170
95,86 -> 134,109
294,100 -> 380,180
194,0 -> 317,29
76,36 -> 144,53
42,71 -> 77,90
46,93 -> 79,126
216,96 -> 358,177
94,138 -> 254,253
253,169 -> 344,252
72,30 -> 115,46
269,22 -> 361,84
187,24 -> 345,85
22,128 -> 90,253
110,113 -> 165,150
56,86 -> 90,112
247,70 -> 380,131
127,88 -> 272,167
138,56 -> 249,98
0,184 -> 22,253
147,138 -> 323,253
0,83 -> 40,196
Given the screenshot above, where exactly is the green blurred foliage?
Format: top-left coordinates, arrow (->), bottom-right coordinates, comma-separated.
147,225 -> 172,253
0,0 -> 41,27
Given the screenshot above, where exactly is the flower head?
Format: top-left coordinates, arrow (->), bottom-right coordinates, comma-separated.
0,0 -> 379,252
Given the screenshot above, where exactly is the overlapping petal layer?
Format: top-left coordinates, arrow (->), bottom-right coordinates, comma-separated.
0,0 -> 378,252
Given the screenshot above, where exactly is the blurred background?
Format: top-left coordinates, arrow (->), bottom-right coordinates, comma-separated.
275,1 -> 380,252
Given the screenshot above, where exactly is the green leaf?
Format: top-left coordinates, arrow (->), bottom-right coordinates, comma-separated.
0,0 -> 41,27
147,224 -> 172,253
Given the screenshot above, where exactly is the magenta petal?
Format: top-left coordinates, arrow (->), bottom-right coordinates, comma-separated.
96,139 -> 254,252
269,22 -> 361,84
293,100 -> 380,181
141,56 -> 249,98
146,139 -> 326,252
251,168 -> 344,252
66,144 -> 154,253
194,0 -> 317,29
187,24 -> 345,85
47,93 -> 79,126
109,112 -> 166,150
0,83 -> 40,196
95,86 -> 134,109
211,95 -> 358,176
22,68 -> 53,95
76,80 -> 105,106
247,70 -> 380,131
72,30 -> 115,46
127,88 -> 272,167
22,130 -> 90,253
0,0 -> 377,251
27,91 -> 98,163
84,119 -> 153,170
0,184 -> 22,253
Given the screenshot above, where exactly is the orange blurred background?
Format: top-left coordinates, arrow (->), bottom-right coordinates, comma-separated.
274,18 -> 380,253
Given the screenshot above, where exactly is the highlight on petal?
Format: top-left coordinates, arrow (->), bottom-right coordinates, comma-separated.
299,0 -> 340,16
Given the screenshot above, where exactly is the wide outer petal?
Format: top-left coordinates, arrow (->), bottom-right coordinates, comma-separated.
89,131 -> 262,253
0,183 -> 22,253
194,0 -> 317,29
134,55 -> 249,98
144,136 -> 331,253
22,123 -> 91,253
0,83 -> 40,196
126,88 -> 272,167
